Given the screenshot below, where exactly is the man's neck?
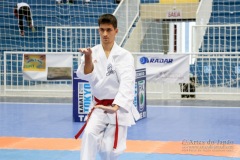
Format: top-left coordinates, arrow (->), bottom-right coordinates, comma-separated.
102,43 -> 114,57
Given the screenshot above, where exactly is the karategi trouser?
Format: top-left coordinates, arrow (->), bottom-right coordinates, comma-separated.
80,108 -> 127,160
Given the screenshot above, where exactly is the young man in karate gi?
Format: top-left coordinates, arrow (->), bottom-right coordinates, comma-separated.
76,14 -> 140,160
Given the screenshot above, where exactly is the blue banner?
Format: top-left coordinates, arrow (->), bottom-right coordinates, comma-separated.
73,68 -> 147,122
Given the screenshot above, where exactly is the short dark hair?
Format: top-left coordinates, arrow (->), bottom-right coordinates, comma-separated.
98,14 -> 117,29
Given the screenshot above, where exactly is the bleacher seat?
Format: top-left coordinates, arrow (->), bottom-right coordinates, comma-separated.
199,0 -> 240,52
0,37 -> 45,50
212,0 -> 240,5
196,0 -> 240,86
141,0 -> 159,3
196,0 -> 240,87
209,12 -> 240,24
212,3 -> 240,12
0,0 -> 118,56
195,58 -> 238,86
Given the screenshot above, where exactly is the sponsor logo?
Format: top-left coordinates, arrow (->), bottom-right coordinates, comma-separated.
134,83 -> 137,107
83,83 -> 91,113
78,83 -> 91,114
140,56 -> 173,64
204,66 -> 212,74
138,80 -> 145,112
106,63 -> 116,76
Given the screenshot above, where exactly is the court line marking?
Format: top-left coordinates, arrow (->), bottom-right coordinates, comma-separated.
0,137 -> 239,158
0,102 -> 239,109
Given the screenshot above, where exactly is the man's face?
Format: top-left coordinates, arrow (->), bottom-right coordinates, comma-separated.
99,23 -> 118,45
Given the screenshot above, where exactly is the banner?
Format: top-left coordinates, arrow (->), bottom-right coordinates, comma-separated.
23,54 -> 72,81
23,54 -> 46,71
135,68 -> 147,120
136,54 -> 189,83
73,69 -> 147,122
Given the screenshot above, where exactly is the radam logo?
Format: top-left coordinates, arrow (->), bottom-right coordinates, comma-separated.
140,56 -> 173,64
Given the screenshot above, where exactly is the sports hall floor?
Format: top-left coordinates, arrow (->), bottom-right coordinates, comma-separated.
0,99 -> 240,160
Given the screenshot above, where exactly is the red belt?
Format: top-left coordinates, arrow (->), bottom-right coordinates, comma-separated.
74,97 -> 118,149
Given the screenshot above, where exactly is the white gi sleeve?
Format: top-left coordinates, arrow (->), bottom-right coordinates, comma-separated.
113,53 -> 135,113
76,55 -> 97,83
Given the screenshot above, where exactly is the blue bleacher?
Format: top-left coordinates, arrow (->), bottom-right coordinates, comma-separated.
212,0 -> 240,5
209,12 -> 240,24
195,58 -> 239,86
0,0 -> 157,54
197,0 -> 240,87
209,0 -> 240,24
0,1 -> 118,54
6,0 -> 117,5
0,0 -> 118,86
0,0 -> 158,85
199,0 -> 240,52
141,0 -> 159,3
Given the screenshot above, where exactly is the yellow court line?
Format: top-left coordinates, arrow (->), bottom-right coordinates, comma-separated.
0,137 -> 239,158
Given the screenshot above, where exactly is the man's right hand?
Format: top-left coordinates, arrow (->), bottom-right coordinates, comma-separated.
79,48 -> 93,74
79,48 -> 92,56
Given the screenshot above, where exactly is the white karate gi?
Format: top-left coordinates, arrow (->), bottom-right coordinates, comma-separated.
76,42 -> 140,160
